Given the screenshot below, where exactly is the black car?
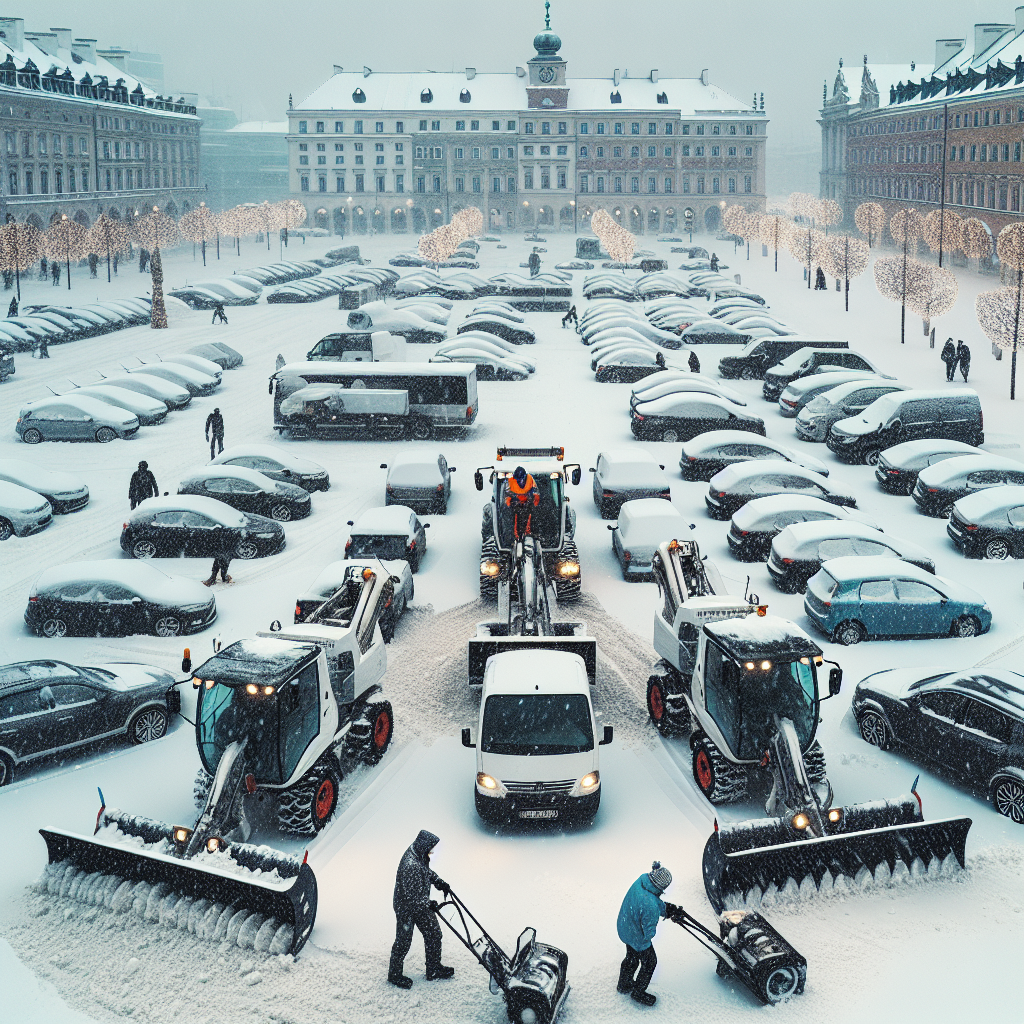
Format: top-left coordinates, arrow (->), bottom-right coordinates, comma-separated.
120,496 -> 285,560
706,461 -> 855,520
25,561 -> 217,638
631,393 -> 766,443
872,439 -> 980,494
178,466 -> 312,521
947,485 -> 1024,560
853,667 -> 1024,823
762,349 -> 884,402
457,316 -> 536,345
911,455 -> 1024,517
0,659 -> 180,785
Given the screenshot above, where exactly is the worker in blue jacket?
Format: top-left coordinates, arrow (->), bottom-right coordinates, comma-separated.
616,861 -> 678,1006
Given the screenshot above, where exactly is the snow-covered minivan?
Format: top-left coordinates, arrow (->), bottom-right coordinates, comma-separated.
462,649 -> 612,824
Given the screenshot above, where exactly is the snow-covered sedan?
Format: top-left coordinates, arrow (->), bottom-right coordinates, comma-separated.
0,480 -> 52,539
345,506 -> 429,572
0,459 -> 88,513
590,450 -> 671,518
381,452 -> 455,514
70,385 -> 168,426
431,350 -> 529,381
679,430 -> 829,481
178,466 -> 312,521
706,461 -> 855,520
210,445 -> 330,492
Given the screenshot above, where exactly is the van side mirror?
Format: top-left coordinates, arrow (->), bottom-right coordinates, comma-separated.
347,520 -> 354,526
449,466 -> 456,472
461,727 -> 475,748
570,467 -> 582,486
828,666 -> 842,697
474,471 -> 483,491
380,463 -> 388,469
600,725 -> 614,745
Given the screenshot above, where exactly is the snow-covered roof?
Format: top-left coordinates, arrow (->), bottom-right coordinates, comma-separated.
782,371 -> 884,397
211,445 -> 325,474
484,648 -> 589,695
953,484 -> 1024,520
127,495 -> 248,527
350,505 -> 417,536
295,71 -> 755,116
918,454 -> 1024,487
731,494 -> 860,531
387,453 -> 443,487
32,560 -> 212,605
711,460 -> 824,489
634,391 -> 738,415
882,439 -> 980,463
179,465 -> 277,491
704,613 -> 821,660
20,393 -> 138,424
817,555 -> 938,583
226,121 -> 288,134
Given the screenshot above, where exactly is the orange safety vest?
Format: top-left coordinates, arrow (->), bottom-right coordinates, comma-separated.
505,474 -> 540,506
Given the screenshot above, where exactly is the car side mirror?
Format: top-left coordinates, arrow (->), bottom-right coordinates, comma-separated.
347,520 -> 354,526
659,465 -> 665,470
448,467 -> 457,473
474,471 -> 483,491
461,727 -> 475,748
380,463 -> 388,469
571,467 -> 582,486
828,666 -> 842,697
589,467 -> 596,473
600,725 -> 614,745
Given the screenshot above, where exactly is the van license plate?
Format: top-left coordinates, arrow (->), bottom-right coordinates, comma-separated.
519,809 -> 558,819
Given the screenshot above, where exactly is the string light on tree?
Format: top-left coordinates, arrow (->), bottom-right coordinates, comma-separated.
923,209 -> 963,263
886,207 -> 926,343
129,206 -> 179,330
85,213 -> 131,283
960,217 -> 993,267
45,214 -> 87,291
854,201 -> 885,248
822,233 -> 869,311
873,255 -> 935,345
0,221 -> 43,299
906,264 -> 958,338
976,222 -> 1024,399
179,203 -> 219,267
817,198 -> 843,236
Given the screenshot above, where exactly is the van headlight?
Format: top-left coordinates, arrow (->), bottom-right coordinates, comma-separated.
578,771 -> 600,792
476,772 -> 502,796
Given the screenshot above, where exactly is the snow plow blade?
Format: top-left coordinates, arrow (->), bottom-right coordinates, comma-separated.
37,816 -> 317,956
469,628 -> 597,686
702,797 -> 972,913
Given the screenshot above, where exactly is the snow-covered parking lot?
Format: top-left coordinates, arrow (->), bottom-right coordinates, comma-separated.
1,229 -> 1022,1023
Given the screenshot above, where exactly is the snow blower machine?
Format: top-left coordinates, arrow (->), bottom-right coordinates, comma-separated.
36,567 -> 398,956
644,539 -> 972,911
470,447 -> 595,686
432,887 -> 570,1024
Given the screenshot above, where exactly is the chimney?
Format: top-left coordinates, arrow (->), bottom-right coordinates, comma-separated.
613,68 -> 620,86
465,67 -> 476,80
25,31 -> 59,54
0,16 -> 24,50
934,38 -> 965,71
50,27 -> 72,49
333,64 -> 343,75
1017,6 -> 1024,35
700,69 -> 709,86
71,37 -> 97,64
97,48 -> 128,72
974,23 -> 1013,61
650,69 -> 658,83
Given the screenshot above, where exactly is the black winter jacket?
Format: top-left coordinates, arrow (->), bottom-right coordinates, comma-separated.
129,468 -> 159,504
393,830 -> 441,916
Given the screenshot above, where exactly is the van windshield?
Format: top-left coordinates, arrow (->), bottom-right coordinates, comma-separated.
481,693 -> 594,755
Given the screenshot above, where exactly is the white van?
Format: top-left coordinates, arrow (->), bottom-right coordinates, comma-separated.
462,650 -> 612,824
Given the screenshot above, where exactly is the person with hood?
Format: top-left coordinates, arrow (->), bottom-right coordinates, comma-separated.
129,461 -> 159,509
688,350 -> 701,374
941,338 -> 957,382
528,249 -> 541,277
205,407 -> 225,459
388,830 -> 454,988
37,334 -> 49,359
504,465 -> 540,542
814,266 -> 826,290
616,861 -> 678,1007
710,253 -> 719,272
561,304 -> 578,329
203,524 -> 239,586
957,340 -> 971,382
7,296 -> 17,317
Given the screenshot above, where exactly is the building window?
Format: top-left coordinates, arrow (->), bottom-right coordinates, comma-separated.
631,146 -> 639,157
580,145 -> 588,157
433,175 -> 441,192
614,176 -> 623,192
558,121 -> 567,134
352,120 -> 362,134
318,156 -> 327,165
597,176 -> 605,192
631,122 -> 640,134
355,174 -> 364,191
596,146 -> 604,157
744,175 -> 752,193
696,177 -> 704,194
455,147 -> 464,159
396,121 -> 404,133
300,175 -> 309,191
507,120 -> 516,130
745,125 -> 753,136
557,170 -> 566,188
508,175 -> 516,192
682,178 -> 690,194
421,88 -> 433,103
376,176 -> 385,192
454,176 -> 465,192
470,120 -> 479,130
316,121 -> 324,133
299,155 -> 309,165
580,122 -> 590,135
728,176 -> 736,193
580,176 -> 589,192
711,146 -> 720,156
712,176 -> 720,193
395,155 -> 404,165
631,177 -> 640,193
420,119 -> 428,131
665,123 -> 673,135
681,124 -> 689,135
648,146 -> 656,158
1016,142 -> 1022,161
473,146 -> 482,159
472,176 -> 481,192
492,120 -> 500,131
541,122 -> 550,135
597,123 -> 605,135
682,145 -> 690,156
416,176 -> 425,192
299,121 -> 307,133
490,146 -> 499,159
492,176 -> 501,192
336,177 -> 345,192
614,122 -> 623,135
376,156 -> 384,165
727,146 -> 736,156
540,145 -> 550,156
355,155 -> 364,165
695,146 -> 704,156
696,124 -> 704,135
729,125 -> 737,135
318,176 -> 327,191
744,146 -> 753,157
541,170 -> 550,188
525,171 -> 534,189
665,177 -> 673,193
456,120 -> 465,131
334,121 -> 344,132
647,177 -> 656,192
525,122 -> 534,134
712,125 -> 721,135
396,174 -> 404,192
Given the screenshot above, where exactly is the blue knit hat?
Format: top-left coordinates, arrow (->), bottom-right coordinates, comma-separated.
649,861 -> 672,892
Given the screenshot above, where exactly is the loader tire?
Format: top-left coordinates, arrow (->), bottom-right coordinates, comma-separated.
193,767 -> 213,810
647,674 -> 690,737
692,737 -> 748,805
278,764 -> 341,836
554,542 -> 582,603
345,699 -> 394,766
480,537 -> 499,600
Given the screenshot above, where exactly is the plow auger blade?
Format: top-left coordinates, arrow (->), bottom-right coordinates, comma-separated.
702,797 -> 972,913
36,813 -> 317,956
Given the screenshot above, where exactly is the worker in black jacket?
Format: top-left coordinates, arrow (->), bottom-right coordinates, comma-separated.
205,407 -> 225,459
388,830 -> 454,988
128,461 -> 159,510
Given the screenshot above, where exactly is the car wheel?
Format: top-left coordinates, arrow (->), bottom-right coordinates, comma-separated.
0,752 -> 12,786
269,502 -> 292,522
42,618 -> 68,638
0,518 -> 13,541
154,615 -> 182,637
984,537 -> 1012,560
993,777 -> 1024,824
129,707 -> 169,744
95,426 -> 117,443
952,615 -> 980,638
22,427 -> 43,444
410,419 -> 432,441
862,448 -> 882,467
132,539 -> 158,559
834,620 -> 866,646
858,711 -> 892,751
235,540 -> 259,559
661,428 -> 679,443
740,367 -> 758,380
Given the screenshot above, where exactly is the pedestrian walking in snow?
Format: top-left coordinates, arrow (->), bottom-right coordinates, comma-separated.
958,340 -> 971,382
128,461 -> 159,510
528,250 -> 541,278
688,350 -> 700,374
139,249 -> 149,273
88,254 -> 99,278
205,407 -> 225,459
710,253 -> 719,272
112,253 -> 119,276
616,861 -> 678,1007
39,258 -> 48,281
51,262 -> 61,286
203,525 -> 237,586
655,351 -> 666,369
814,267 -> 827,290
941,338 -> 957,382
561,304 -> 578,329
211,303 -> 229,325
7,296 -> 17,317
388,830 -> 454,989
37,335 -> 49,359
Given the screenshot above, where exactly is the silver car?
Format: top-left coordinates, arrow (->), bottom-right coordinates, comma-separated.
0,480 -> 52,539
16,395 -> 139,444
126,362 -> 218,396
71,385 -> 168,426
0,459 -> 88,513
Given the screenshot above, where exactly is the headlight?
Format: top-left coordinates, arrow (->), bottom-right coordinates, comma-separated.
791,812 -> 810,830
579,771 -> 600,791
476,772 -> 499,790
556,561 -> 580,577
827,807 -> 843,824
205,837 -> 224,853
480,560 -> 501,577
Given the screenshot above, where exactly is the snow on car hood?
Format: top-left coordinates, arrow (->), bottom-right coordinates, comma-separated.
32,560 -> 213,606
0,458 -> 87,495
388,457 -> 442,487
93,663 -> 177,691
0,480 -> 50,513
857,667 -> 946,699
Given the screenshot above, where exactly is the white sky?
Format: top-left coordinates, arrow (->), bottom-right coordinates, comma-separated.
24,0 -> 998,193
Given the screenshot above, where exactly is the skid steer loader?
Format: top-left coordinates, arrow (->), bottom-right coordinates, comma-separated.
644,540 -> 972,911
35,568 -> 397,957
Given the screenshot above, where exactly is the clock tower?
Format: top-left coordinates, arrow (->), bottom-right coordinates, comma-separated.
526,1 -> 568,109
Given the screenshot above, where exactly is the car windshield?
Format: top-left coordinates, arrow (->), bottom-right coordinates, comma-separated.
481,693 -> 594,756
197,682 -> 282,782
349,534 -> 408,559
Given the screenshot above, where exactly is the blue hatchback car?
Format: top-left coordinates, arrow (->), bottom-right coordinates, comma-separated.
803,556 -> 991,646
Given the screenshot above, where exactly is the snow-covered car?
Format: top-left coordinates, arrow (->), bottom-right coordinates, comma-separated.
185,342 -> 243,369
631,392 -> 765,442
0,658 -> 180,784
590,338 -> 663,368
178,466 -> 312,522
706,461 -> 855,520
555,260 -> 594,270
210,445 -> 330,492
345,505 -> 429,572
381,452 -> 456,514
389,253 -> 432,267
126,362 -> 218,397
609,498 -> 691,578
16,395 -> 139,444
0,459 -> 89,514
590,450 -> 671,518
437,338 -> 535,372
679,320 -> 749,345
795,379 -> 909,443
594,349 -> 673,384
768,521 -> 934,593
188,279 -> 260,304
294,558 -> 414,642
470,304 -> 524,323
431,350 -> 529,381
167,286 -> 233,310
96,373 -> 190,410
874,439 -> 983,495
948,486 -> 1024,560
585,323 -> 683,349
763,349 -> 890,402
24,560 -> 217,638
120,495 -> 285,560
457,316 -> 536,345
778,371 -> 884,418
630,372 -> 746,409
912,455 -> 1024,518
70,385 -> 168,426
346,302 -> 446,344
158,354 -> 224,381
679,430 -> 829,481
0,480 -> 52,539
727,495 -> 881,561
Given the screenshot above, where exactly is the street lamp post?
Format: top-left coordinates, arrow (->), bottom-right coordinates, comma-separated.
570,198 -> 576,234
346,195 -> 353,238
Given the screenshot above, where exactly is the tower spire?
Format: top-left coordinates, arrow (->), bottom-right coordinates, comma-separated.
545,0 -> 551,30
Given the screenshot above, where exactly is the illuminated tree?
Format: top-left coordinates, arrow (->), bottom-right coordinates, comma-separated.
179,203 -> 219,266
85,214 -> 131,283
960,217 -> 993,266
977,223 -> 1024,399
874,255 -> 934,345
817,198 -> 844,236
788,192 -> 816,223
451,206 -> 483,239
882,209 -> 927,343
787,225 -> 825,289
906,264 -> 958,335
923,209 -> 963,265
822,234 -> 869,311
274,199 -> 307,248
854,201 -> 885,247
759,213 -> 787,271
129,207 -> 179,329
218,206 -> 248,256
45,215 -> 88,291
0,221 -> 43,299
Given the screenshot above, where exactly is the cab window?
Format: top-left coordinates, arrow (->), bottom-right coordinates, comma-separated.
280,663 -> 320,778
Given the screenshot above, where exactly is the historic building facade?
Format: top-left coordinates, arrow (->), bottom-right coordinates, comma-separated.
820,11 -> 1024,237
0,16 -> 201,231
288,19 -> 767,235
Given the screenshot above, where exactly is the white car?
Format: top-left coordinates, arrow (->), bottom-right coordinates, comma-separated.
72,385 -> 169,426
381,451 -> 455,513
158,353 -> 224,381
0,480 -> 52,539
127,362 -> 218,397
464,650 -> 612,824
629,375 -> 747,409
608,497 -> 691,578
0,459 -> 88,514
590,450 -> 671,518
346,505 -> 429,572
210,444 -> 330,492
431,350 -> 530,381
437,337 -> 536,372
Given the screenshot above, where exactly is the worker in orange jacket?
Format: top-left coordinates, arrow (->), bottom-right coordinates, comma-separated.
505,466 -> 540,540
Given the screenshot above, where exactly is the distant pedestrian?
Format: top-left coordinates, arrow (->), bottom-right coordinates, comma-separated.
616,861 -> 678,1007
139,249 -> 150,273
88,254 -> 99,279
39,258 -> 48,281
37,335 -> 49,359
203,525 -> 237,586
561,304 -> 578,329
211,303 -> 229,325
7,296 -> 17,317
112,253 -> 119,276
51,262 -> 61,286
941,338 -> 957,381
129,461 -> 159,510
528,249 -> 541,278
206,407 -> 225,459
655,351 -> 666,369
688,350 -> 700,374
957,340 -> 971,382
710,253 -> 719,272
814,266 -> 827,290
